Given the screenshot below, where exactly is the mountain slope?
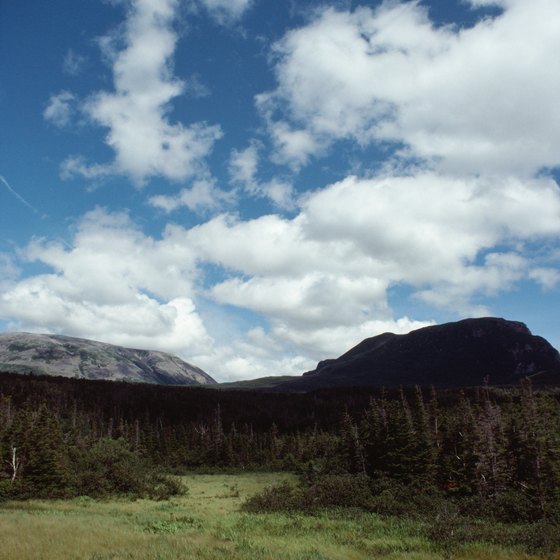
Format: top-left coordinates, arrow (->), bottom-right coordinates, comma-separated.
295,317 -> 560,389
229,318 -> 560,391
0,332 -> 216,386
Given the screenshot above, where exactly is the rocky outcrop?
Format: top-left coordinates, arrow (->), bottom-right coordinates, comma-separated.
0,332 -> 216,386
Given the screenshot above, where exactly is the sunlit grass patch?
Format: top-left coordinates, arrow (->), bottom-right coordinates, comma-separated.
0,473 -> 556,560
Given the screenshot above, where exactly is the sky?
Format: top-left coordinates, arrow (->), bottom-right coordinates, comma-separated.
1,0 -> 560,382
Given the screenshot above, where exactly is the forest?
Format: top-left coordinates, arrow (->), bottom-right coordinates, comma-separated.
1,371 -> 559,530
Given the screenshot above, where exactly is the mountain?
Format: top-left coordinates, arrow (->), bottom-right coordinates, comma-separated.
0,332 -> 216,386
226,318 -> 560,391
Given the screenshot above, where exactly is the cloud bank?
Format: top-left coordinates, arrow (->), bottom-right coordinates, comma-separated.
2,169 -> 559,379
260,0 -> 560,175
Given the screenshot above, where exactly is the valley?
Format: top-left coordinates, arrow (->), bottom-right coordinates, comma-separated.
1,318 -> 559,558
0,472 -> 554,560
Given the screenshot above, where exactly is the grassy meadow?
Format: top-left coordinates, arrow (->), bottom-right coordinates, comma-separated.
0,472 -> 556,560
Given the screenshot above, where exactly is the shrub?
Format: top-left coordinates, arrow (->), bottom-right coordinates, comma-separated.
367,477 -> 450,518
488,490 -> 543,523
72,438 -> 185,499
145,475 -> 187,501
301,474 -> 373,511
514,520 -> 560,553
457,491 -> 544,523
243,480 -> 302,513
244,474 -> 375,514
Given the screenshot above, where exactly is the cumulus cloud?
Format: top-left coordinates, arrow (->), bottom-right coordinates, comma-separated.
261,0 -> 560,175
148,178 -> 235,213
69,0 -> 222,185
229,143 -> 295,209
528,268 -> 560,291
60,156 -> 114,181
187,172 -> 560,336
44,91 -> 76,128
0,208 -> 212,358
198,0 -> 253,25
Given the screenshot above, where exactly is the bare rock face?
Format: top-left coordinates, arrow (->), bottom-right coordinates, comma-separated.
290,318 -> 560,390
0,332 -> 216,386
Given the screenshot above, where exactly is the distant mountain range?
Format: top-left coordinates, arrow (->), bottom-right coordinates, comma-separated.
1,318 -> 559,391
0,332 -> 216,386
222,318 -> 560,391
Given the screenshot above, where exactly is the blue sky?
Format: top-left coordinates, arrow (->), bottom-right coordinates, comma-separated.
1,0 -> 560,381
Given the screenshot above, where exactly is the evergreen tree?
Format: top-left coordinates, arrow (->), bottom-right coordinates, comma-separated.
439,391 -> 478,494
474,386 -> 508,497
362,396 -> 389,479
339,410 -> 365,474
23,405 -> 72,497
411,386 -> 437,486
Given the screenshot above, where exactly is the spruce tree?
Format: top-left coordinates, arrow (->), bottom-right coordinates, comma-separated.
23,405 -> 72,498
339,410 -> 365,474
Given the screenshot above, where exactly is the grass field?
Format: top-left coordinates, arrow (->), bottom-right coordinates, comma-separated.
0,472 -> 555,560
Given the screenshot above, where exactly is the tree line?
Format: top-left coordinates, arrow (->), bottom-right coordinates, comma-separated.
1,371 -> 559,519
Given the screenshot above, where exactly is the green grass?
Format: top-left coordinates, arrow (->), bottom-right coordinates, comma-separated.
0,473 -> 553,560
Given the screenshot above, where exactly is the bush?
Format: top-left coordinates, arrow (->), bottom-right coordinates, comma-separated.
243,480 -> 303,513
71,438 -> 184,499
245,474 -> 456,517
72,438 -> 146,497
244,474 -> 374,513
456,491 -> 545,523
488,491 -> 543,523
366,477 -> 450,518
301,474 -> 373,511
0,479 -> 15,500
145,475 -> 187,501
514,520 -> 560,553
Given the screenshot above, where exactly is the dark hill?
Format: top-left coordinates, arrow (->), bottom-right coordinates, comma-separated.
266,318 -> 560,391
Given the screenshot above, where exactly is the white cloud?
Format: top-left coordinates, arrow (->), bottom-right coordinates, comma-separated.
149,178 -> 235,213
467,0 -> 507,7
261,0 -> 560,175
229,144 -> 295,209
70,0 -> 222,185
189,172 -> 560,327
0,253 -> 19,292
528,268 -> 560,291
229,143 -> 259,185
44,91 -> 76,128
254,115 -> 325,169
60,156 -> 114,181
198,0 -> 253,25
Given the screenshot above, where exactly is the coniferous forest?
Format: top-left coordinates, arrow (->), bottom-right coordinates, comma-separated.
1,371 -> 559,527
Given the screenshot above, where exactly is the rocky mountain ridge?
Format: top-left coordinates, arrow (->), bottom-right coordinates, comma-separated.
0,332 -> 216,386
